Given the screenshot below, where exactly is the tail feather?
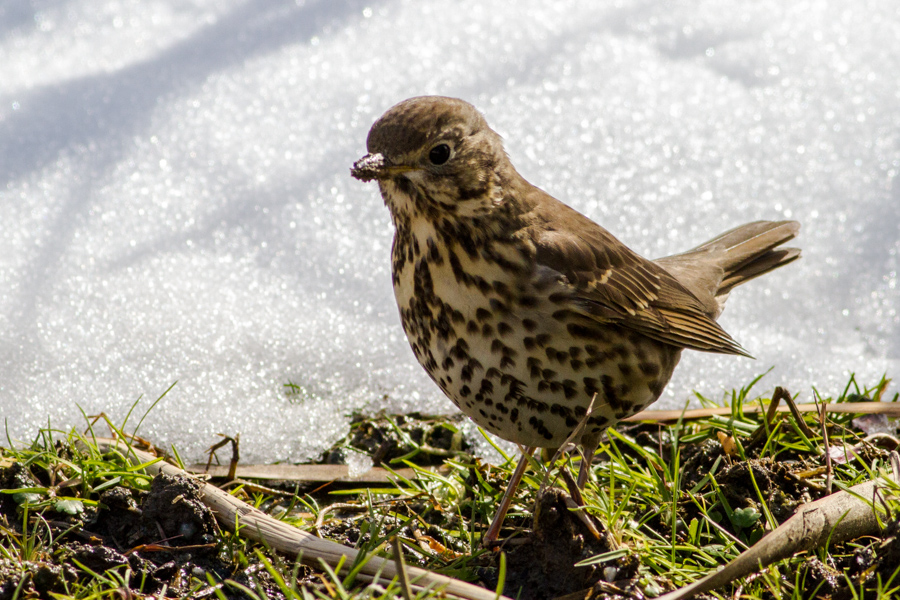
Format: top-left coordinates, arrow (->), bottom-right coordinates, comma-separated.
654,220 -> 801,317
690,220 -> 799,281
718,246 -> 800,295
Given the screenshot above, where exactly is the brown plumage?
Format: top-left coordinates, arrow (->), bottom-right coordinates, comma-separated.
351,95 -> 800,542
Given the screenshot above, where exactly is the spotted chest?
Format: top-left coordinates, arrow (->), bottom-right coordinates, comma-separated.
390,213 -> 682,449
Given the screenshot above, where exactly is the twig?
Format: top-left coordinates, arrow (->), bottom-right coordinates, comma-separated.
815,394 -> 833,494
626,401 -> 900,423
779,387 -> 818,440
746,389 -> 783,449
205,434 -> 240,481
540,394 -> 597,491
560,469 -> 603,540
187,462 -> 425,485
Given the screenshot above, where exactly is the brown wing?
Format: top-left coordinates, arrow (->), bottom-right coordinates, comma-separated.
521,195 -> 750,357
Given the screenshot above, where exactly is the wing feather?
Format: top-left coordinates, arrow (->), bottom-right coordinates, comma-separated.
523,197 -> 749,357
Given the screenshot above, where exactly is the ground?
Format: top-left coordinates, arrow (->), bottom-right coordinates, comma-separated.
1,378 -> 899,599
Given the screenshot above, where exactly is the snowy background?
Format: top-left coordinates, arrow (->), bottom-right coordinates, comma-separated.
1,0 -> 897,463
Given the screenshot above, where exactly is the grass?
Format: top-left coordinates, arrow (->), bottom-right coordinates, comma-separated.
0,375 -> 898,599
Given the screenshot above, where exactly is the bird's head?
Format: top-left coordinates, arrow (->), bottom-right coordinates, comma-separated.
351,96 -> 512,220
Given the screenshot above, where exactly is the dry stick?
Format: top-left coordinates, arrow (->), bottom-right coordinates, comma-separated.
657,459 -> 900,600
816,396 -> 834,495
559,468 -> 603,541
95,438 -> 509,600
780,387 -> 818,440
188,463 -> 424,484
205,434 -> 240,481
625,401 -> 900,423
540,393 -> 598,491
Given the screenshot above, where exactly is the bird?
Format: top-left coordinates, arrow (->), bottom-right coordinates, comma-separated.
350,95 -> 800,544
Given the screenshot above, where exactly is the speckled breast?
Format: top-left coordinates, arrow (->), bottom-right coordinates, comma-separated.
391,220 -> 682,449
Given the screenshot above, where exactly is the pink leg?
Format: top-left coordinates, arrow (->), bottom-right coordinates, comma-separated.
482,447 -> 535,547
576,432 -> 600,489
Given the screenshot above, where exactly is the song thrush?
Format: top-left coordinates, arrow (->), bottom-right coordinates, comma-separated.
351,96 -> 800,543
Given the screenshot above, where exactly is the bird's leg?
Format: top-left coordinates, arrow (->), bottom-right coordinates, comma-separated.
482,446 -> 535,547
576,432 -> 601,489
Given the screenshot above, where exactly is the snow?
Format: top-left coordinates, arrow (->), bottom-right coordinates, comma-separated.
1,0 -> 897,462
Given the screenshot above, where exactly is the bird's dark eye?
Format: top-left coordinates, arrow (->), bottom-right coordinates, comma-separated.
428,144 -> 451,165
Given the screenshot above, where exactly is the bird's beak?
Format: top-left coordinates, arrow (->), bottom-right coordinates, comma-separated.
350,153 -> 415,182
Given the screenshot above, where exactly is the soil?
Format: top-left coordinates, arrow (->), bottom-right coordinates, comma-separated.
2,411 -> 900,599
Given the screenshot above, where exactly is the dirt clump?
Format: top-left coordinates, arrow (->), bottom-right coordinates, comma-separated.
501,488 -> 634,600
